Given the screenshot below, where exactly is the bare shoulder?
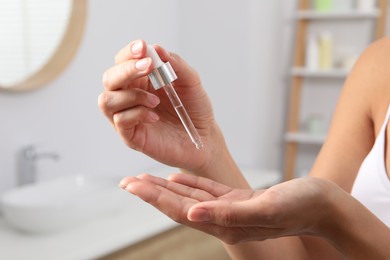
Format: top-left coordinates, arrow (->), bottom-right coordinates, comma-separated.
361,36 -> 390,60
356,36 -> 390,83
344,36 -> 390,132
310,37 -> 390,189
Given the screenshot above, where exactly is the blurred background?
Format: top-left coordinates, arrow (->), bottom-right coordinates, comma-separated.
0,0 -> 389,259
0,1 -> 285,191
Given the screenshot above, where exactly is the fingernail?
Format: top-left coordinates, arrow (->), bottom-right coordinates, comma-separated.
131,40 -> 143,55
125,184 -> 134,193
118,181 -> 126,189
135,57 -> 151,71
147,93 -> 160,107
156,45 -> 172,60
149,111 -> 159,122
189,208 -> 211,222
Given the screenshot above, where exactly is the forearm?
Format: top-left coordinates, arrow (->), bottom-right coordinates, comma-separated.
323,186 -> 390,259
224,237 -> 314,260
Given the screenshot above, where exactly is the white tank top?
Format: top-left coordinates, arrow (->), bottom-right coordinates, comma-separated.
351,106 -> 390,227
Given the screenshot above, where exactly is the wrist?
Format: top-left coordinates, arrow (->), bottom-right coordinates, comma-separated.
317,181 -> 390,259
314,179 -> 345,237
182,122 -> 250,188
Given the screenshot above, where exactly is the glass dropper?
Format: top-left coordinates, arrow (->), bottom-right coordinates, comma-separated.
146,45 -> 203,149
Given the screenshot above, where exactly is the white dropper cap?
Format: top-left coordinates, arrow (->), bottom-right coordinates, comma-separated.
146,45 -> 164,69
146,44 -> 177,90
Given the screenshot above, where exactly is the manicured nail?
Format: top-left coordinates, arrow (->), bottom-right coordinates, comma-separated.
125,184 -> 134,193
135,57 -> 151,71
147,93 -> 160,107
149,111 -> 159,122
131,40 -> 143,55
118,180 -> 127,189
189,208 -> 211,222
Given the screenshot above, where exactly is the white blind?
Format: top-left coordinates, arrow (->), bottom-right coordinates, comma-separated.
0,0 -> 72,87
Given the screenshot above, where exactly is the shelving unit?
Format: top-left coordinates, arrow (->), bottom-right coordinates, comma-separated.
296,10 -> 381,19
285,132 -> 326,145
283,0 -> 388,180
290,67 -> 349,78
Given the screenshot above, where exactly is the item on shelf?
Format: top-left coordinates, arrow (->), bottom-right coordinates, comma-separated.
305,114 -> 326,134
354,0 -> 377,11
332,0 -> 354,11
300,170 -> 310,177
334,45 -> 360,71
313,0 -> 333,11
305,34 -> 319,70
318,32 -> 333,70
339,54 -> 359,70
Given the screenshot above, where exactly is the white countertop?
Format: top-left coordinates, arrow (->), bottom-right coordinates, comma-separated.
0,169 -> 281,260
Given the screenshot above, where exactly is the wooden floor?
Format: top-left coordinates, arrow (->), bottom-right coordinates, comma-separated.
100,225 -> 231,260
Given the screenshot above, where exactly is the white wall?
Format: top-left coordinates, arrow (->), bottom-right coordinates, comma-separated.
176,0 -> 285,171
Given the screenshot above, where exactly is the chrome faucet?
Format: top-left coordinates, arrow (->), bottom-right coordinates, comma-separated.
17,145 -> 60,186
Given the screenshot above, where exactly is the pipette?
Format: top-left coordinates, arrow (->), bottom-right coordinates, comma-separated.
146,45 -> 203,149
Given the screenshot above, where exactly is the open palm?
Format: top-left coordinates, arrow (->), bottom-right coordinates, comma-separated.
120,173 -> 332,244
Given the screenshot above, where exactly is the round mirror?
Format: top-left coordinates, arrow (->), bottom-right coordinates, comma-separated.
0,0 -> 87,92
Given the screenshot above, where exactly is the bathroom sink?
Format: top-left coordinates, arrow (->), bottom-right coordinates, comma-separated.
0,174 -> 127,234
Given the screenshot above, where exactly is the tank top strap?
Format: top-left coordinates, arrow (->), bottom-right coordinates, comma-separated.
379,105 -> 390,135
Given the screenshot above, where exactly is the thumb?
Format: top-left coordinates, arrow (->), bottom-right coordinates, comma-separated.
153,45 -> 201,88
188,201 -> 253,227
188,198 -> 275,227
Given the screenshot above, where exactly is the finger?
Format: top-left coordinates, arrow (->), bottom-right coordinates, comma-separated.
187,198 -> 276,228
98,89 -> 160,122
115,42 -> 199,89
113,109 -> 160,151
119,177 -> 278,242
113,106 -> 159,130
123,177 -> 162,204
114,39 -> 147,64
119,176 -> 136,189
154,45 -> 202,89
123,176 -> 198,224
137,174 -> 216,202
119,174 -> 166,189
168,174 -> 233,197
102,58 -> 152,91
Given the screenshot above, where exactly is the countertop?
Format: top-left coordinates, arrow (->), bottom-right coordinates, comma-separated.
0,169 -> 281,260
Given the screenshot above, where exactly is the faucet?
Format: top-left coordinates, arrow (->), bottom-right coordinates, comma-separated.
17,145 -> 60,186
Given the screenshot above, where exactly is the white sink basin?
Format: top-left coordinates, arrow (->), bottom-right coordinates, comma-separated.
0,174 -> 126,234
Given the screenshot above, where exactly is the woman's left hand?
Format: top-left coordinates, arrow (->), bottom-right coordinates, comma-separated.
119,173 -> 338,244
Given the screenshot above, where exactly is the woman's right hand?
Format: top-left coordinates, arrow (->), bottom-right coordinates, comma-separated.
98,39 -> 216,172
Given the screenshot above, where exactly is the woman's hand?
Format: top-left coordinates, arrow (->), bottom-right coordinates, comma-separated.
119,173 -> 338,244
99,39 -> 215,171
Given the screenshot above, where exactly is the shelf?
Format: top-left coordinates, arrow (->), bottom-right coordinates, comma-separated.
284,0 -> 388,181
290,67 -> 349,78
285,132 -> 326,145
296,9 -> 380,20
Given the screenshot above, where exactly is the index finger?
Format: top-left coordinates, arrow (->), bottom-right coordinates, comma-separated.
114,39 -> 147,64
122,176 -> 198,223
